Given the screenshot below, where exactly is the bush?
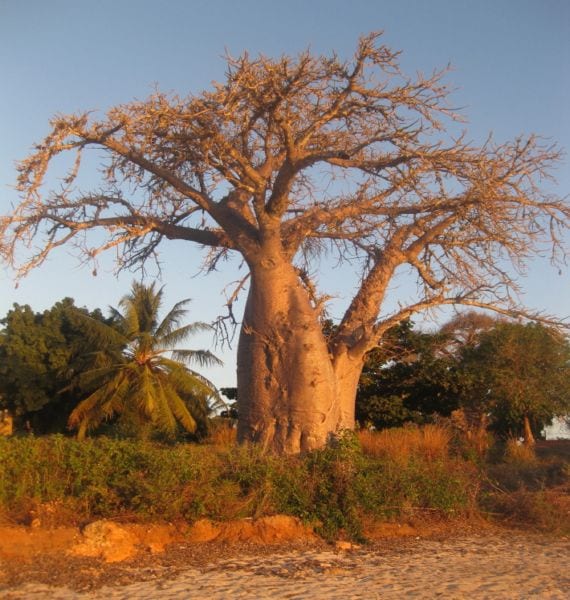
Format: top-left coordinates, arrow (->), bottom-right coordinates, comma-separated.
4,426 -> 562,538
482,489 -> 570,534
0,431 -> 477,537
0,436 -> 218,523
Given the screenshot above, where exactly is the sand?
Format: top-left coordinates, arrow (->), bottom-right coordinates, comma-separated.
1,533 -> 568,599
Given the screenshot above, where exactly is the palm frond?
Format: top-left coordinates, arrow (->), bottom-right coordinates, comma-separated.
153,377 -> 178,434
158,321 -> 213,349
162,379 -> 198,433
68,281 -> 221,439
134,364 -> 156,417
71,361 -> 125,393
120,281 -> 163,335
68,368 -> 132,434
103,371 -> 133,415
107,305 -> 128,330
171,348 -> 223,367
186,368 -> 228,413
159,358 -> 216,393
162,360 -> 228,414
154,298 -> 192,339
68,385 -> 110,432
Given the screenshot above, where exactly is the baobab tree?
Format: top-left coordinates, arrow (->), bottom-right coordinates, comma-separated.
1,33 -> 568,453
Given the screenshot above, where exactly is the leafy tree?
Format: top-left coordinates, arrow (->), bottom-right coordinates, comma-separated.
68,282 -> 222,440
356,320 -> 459,428
0,299 -> 109,433
458,322 -> 570,444
2,33 -> 567,452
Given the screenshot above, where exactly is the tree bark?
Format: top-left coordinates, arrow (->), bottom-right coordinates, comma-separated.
236,263 -> 361,453
522,414 -> 536,446
332,351 -> 364,429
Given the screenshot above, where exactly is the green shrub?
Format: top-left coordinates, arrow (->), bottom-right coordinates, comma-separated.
0,430 -> 537,539
482,489 -> 570,534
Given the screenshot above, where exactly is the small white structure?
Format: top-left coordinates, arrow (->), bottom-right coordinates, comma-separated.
543,416 -> 570,440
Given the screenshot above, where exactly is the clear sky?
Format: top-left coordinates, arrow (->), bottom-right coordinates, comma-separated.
1,0 -> 569,389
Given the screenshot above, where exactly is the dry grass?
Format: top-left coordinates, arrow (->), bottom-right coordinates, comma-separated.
206,422 -> 237,448
484,488 -> 570,534
535,439 -> 570,462
449,409 -> 492,458
504,438 -> 537,465
358,425 -> 452,463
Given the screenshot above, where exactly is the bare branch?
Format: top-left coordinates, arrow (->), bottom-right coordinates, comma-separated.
1,32 -> 566,358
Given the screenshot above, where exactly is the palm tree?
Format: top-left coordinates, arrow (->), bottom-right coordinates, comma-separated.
68,281 -> 223,440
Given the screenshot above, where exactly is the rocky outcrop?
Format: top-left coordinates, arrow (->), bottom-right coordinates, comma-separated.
70,520 -> 139,563
186,515 -> 316,544
67,515 -> 315,563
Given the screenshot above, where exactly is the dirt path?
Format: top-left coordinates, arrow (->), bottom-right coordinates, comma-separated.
2,533 -> 568,599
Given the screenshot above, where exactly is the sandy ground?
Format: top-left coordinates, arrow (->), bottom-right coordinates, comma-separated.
1,532 -> 568,599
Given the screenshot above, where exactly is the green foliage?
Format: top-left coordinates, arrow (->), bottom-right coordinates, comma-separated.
357,394 -> 421,429
1,430 -> 564,537
459,322 -> 570,440
356,319 -> 460,428
0,432 -> 479,539
300,431 -> 365,540
0,299 -> 110,432
68,281 -> 222,440
356,314 -> 570,446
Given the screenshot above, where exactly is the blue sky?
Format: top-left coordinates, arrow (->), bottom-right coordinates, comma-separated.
1,0 -> 569,388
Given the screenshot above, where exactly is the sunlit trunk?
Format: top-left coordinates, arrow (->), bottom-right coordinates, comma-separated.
332,352 -> 363,429
236,263 -> 360,453
522,414 -> 536,445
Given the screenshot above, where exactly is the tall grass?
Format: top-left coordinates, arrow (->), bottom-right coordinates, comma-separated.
503,437 -> 537,465
358,424 -> 452,463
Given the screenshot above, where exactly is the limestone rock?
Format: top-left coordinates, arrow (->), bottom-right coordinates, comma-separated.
186,519 -> 221,543
70,520 -> 137,563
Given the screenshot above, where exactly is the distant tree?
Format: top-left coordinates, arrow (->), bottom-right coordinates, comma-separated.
68,282 -> 222,440
2,33 -> 567,452
459,322 -> 570,444
439,311 -> 499,352
0,299 -> 109,433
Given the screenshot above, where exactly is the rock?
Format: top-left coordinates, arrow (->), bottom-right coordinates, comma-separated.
335,540 -> 360,551
127,523 -> 187,553
67,515 -> 315,563
253,515 -> 315,543
70,520 -> 137,563
186,519 -> 222,543
186,515 -> 314,545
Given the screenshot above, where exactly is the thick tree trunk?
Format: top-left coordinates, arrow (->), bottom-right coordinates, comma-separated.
236,263 -> 361,453
332,351 -> 365,429
522,414 -> 536,446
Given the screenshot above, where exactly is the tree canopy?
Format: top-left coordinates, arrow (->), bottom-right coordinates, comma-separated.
355,315 -> 570,443
356,320 -> 459,429
458,322 -> 570,443
68,281 -> 222,440
1,33 -> 568,452
0,299 -> 109,432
